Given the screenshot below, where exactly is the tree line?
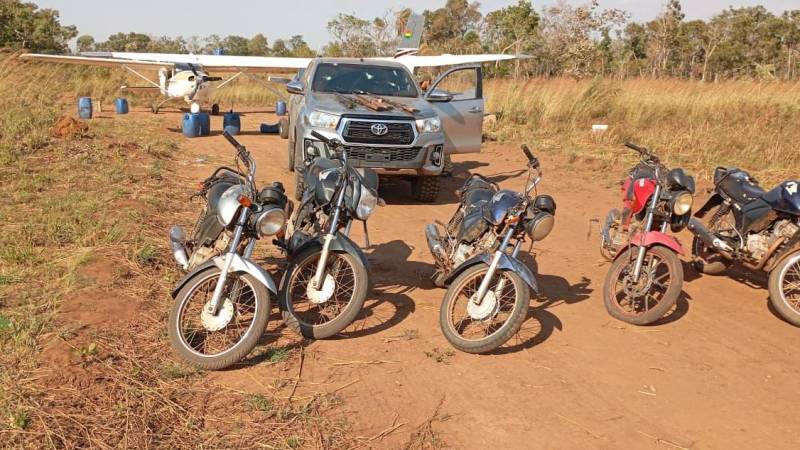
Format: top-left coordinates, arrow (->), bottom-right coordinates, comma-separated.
2,0 -> 800,81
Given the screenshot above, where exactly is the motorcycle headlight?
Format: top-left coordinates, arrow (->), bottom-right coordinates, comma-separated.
671,191 -> 693,216
307,111 -> 339,129
355,184 -> 377,220
415,116 -> 441,133
254,207 -> 286,237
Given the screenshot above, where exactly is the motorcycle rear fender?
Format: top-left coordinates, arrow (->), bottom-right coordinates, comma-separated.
291,231 -> 369,270
170,255 -> 278,298
443,253 -> 539,294
613,232 -> 684,260
694,193 -> 724,219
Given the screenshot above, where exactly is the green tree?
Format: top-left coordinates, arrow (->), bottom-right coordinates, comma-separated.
484,0 -> 540,77
76,34 -> 95,53
0,0 -> 77,53
97,32 -> 152,52
221,35 -> 250,55
423,0 -> 482,53
248,33 -> 269,56
289,35 -> 314,57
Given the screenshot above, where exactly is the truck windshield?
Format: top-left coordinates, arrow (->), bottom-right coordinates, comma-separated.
312,63 -> 418,98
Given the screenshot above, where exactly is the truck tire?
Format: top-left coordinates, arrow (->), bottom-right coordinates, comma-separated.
411,176 -> 441,203
279,117 -> 289,139
287,131 -> 296,172
294,170 -> 305,201
442,155 -> 454,177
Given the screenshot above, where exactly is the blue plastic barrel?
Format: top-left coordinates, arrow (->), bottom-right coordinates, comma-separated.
114,98 -> 129,114
182,113 -> 201,138
260,122 -> 280,134
78,97 -> 92,119
223,111 -> 240,135
275,100 -> 287,116
196,113 -> 210,136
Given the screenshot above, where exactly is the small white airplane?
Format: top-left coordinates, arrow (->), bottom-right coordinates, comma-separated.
20,13 -> 523,114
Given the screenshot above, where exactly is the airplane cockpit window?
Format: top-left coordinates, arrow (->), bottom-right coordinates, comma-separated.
312,63 -> 418,98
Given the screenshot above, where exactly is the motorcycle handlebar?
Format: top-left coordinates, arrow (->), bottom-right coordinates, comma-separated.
310,130 -> 328,144
625,142 -> 645,154
521,144 -> 534,161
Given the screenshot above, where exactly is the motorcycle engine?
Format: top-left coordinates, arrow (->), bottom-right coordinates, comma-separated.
746,219 -> 799,261
452,232 -> 498,267
187,232 -> 230,270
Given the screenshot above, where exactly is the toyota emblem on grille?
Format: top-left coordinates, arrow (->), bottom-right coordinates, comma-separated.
370,123 -> 389,136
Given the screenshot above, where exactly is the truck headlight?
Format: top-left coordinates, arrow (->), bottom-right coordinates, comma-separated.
356,185 -> 378,220
254,207 -> 286,237
671,191 -> 693,216
307,111 -> 339,129
415,116 -> 441,133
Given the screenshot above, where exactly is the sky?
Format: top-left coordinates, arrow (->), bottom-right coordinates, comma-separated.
34,0 -> 799,50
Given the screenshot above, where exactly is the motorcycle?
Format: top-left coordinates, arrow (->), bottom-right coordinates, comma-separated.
278,130 -> 380,339
689,168 -> 800,326
425,145 -> 556,353
167,131 -> 290,370
600,143 -> 695,325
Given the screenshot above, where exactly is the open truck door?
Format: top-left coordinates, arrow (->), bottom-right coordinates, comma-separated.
425,65 -> 483,154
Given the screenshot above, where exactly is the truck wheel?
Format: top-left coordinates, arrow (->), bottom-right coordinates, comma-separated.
442,155 -> 454,177
279,117 -> 289,139
287,131 -> 296,172
411,176 -> 441,203
211,104 -> 220,116
294,170 -> 305,201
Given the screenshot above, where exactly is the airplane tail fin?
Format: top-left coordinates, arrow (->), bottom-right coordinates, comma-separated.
394,12 -> 424,57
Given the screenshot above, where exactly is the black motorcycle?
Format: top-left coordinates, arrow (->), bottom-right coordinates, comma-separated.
167,131 -> 290,370
425,145 -> 556,353
278,130 -> 380,339
689,168 -> 800,326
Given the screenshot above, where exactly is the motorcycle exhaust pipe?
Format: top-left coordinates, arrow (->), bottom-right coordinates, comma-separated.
425,224 -> 447,261
169,225 -> 190,270
687,218 -> 733,253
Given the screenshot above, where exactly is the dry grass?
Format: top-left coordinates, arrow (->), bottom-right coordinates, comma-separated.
0,53 -> 357,448
484,77 -> 800,185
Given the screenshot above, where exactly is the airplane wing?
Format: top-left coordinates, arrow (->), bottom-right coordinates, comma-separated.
391,54 -> 527,71
82,52 -> 312,73
19,53 -> 172,70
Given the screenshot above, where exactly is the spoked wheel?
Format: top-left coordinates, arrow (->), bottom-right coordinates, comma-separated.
440,265 -> 529,354
768,252 -> 800,327
168,266 -> 270,370
603,246 -> 683,325
279,247 -> 368,339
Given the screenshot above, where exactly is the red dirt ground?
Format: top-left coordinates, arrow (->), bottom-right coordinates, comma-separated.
111,108 -> 800,449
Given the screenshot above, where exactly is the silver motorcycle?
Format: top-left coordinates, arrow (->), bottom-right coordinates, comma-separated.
426,145 -> 556,353
167,131 -> 289,370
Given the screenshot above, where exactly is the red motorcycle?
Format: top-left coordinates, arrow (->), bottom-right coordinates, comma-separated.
600,143 -> 695,325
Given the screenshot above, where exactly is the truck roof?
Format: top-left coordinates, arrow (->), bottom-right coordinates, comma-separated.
313,57 -> 408,69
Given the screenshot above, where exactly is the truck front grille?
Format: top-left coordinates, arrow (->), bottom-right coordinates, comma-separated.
343,121 -> 415,145
339,146 -> 422,163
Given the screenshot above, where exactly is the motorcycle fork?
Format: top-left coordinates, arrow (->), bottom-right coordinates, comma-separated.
474,226 -> 516,305
312,182 -> 347,289
632,184 -> 662,281
207,207 -> 250,315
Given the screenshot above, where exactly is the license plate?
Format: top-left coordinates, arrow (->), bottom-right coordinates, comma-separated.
365,153 -> 390,162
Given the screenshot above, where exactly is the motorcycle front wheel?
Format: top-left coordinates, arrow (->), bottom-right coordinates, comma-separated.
279,247 -> 368,339
768,252 -> 800,327
603,246 -> 683,325
440,265 -> 529,354
168,266 -> 270,370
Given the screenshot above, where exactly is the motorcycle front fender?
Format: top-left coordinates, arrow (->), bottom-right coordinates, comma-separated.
171,260 -> 216,298
614,231 -> 685,260
170,254 -> 278,298
291,231 -> 369,270
694,193 -> 724,219
443,253 -> 539,294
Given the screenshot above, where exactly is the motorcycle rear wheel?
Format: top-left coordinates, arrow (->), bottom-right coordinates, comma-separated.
440,265 -> 529,354
603,246 -> 683,325
279,247 -> 368,339
168,266 -> 270,370
768,252 -> 800,327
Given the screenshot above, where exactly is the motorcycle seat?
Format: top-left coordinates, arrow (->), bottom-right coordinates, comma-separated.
718,169 -> 766,203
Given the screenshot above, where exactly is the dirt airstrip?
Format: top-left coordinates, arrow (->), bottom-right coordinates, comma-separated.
60,108 -> 800,449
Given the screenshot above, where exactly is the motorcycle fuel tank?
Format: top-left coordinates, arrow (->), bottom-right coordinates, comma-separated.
483,189 -> 522,225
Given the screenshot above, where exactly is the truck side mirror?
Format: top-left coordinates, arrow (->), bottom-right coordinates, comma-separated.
286,80 -> 304,95
426,89 -> 453,102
